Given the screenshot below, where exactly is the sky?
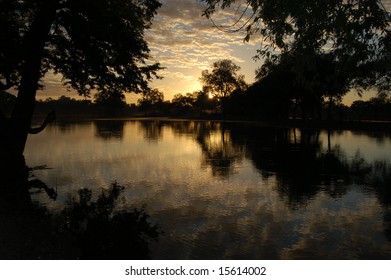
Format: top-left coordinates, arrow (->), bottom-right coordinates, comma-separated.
33,0 -> 390,105
36,0 -> 262,104
143,0 -> 262,102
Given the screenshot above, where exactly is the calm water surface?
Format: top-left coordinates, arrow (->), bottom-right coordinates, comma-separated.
25,119 -> 391,259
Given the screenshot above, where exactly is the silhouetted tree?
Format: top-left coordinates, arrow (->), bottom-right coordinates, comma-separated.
60,183 -> 161,259
172,93 -> 195,107
200,60 -> 247,109
0,90 -> 16,115
1,177 -> 161,259
243,57 -> 298,119
252,52 -> 350,120
193,90 -> 217,115
350,95 -> 391,120
170,91 -> 215,117
201,0 -> 390,102
354,28 -> 391,94
171,92 -> 196,114
34,95 -> 95,117
138,88 -> 164,114
94,89 -> 127,116
0,0 -> 162,169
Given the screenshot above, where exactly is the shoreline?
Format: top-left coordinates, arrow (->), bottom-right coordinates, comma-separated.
32,114 -> 391,132
50,116 -> 391,133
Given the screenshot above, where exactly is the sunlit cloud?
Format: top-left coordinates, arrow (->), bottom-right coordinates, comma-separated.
17,0 -> 391,103
147,0 -> 261,99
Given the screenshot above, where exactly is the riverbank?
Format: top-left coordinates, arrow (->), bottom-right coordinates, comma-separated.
34,113 -> 391,133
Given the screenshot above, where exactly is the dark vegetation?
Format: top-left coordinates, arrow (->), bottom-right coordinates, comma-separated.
0,0 -> 389,160
0,0 -> 162,165
58,183 -> 161,260
0,179 -> 161,259
3,84 -> 391,123
0,0 -> 390,260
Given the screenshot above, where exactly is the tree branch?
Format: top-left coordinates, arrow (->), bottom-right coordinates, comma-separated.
209,3 -> 256,34
28,110 -> 56,134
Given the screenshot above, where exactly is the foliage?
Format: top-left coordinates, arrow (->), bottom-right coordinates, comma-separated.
244,71 -> 295,119
350,95 -> 391,120
200,59 -> 247,99
201,0 -> 391,92
138,88 -> 164,112
0,0 -> 162,96
170,91 -> 217,116
253,51 -> 352,119
94,89 -> 125,106
60,183 -> 161,259
34,95 -> 93,116
172,92 -> 197,109
0,0 -> 163,157
353,30 -> 391,93
94,88 -> 127,116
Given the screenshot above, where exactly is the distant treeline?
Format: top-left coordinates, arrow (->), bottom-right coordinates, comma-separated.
1,90 -> 391,121
148,91 -> 391,122
1,91 -> 136,118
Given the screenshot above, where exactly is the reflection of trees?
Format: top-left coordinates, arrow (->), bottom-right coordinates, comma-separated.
225,123 -> 391,242
94,120 -> 125,140
1,160 -> 57,206
144,120 -> 245,177
9,120 -> 391,258
47,120 -> 91,134
171,121 -> 244,177
170,120 -> 207,137
0,162 -> 160,259
227,126 -> 320,206
0,159 -> 70,259
28,165 -> 57,200
357,159 -> 391,243
198,128 -> 244,177
351,130 -> 391,145
55,121 -> 77,133
136,120 -> 391,222
138,120 -> 163,142
225,125 -> 361,207
366,161 -> 391,205
59,183 -> 161,259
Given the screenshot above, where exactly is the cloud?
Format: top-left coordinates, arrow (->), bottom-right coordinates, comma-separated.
34,0 -> 390,102
382,0 -> 391,11
146,0 -> 259,99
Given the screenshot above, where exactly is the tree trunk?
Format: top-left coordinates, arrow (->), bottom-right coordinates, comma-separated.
327,95 -> 333,121
9,1 -> 58,156
1,1 -> 58,182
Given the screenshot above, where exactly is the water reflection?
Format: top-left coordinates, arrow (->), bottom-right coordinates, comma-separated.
23,119 -> 391,259
0,163 -> 160,259
139,120 -> 163,142
227,125 -> 353,207
94,120 -> 125,140
50,121 -> 90,134
197,125 -> 244,177
0,161 -> 73,259
59,183 -> 161,259
351,130 -> 391,145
